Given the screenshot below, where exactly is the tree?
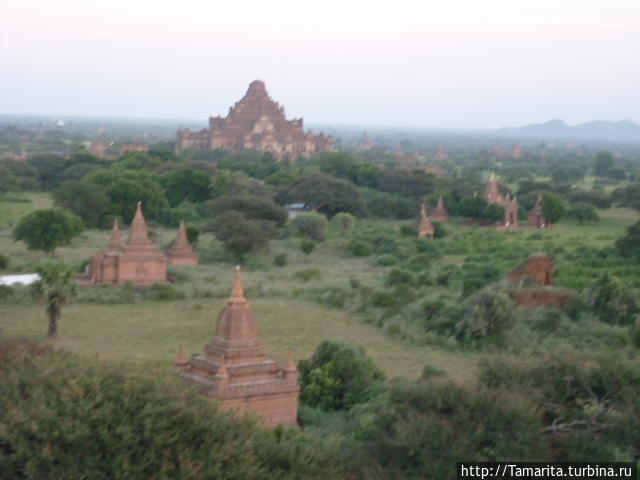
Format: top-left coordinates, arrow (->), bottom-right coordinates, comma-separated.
87,169 -> 168,222
456,287 -> 516,341
566,203 -> 599,224
298,340 -> 385,411
34,260 -> 78,338
159,168 -> 211,207
542,193 -> 567,224
209,211 -> 274,259
594,151 -> 614,177
330,212 -> 356,236
209,194 -> 287,227
615,220 -> 640,259
13,209 -> 83,254
277,174 -> 366,217
612,183 -> 640,212
53,180 -> 110,228
586,272 -> 639,325
290,212 -> 327,241
0,166 -> 19,193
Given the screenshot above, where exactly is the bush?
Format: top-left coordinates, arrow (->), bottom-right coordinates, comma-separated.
290,212 -> 327,241
375,254 -> 397,267
143,283 -> 186,301
0,253 -> 8,270
455,288 -> 516,343
632,317 -> 640,349
298,340 -> 385,411
385,268 -> 414,287
293,269 -> 322,282
300,239 -> 316,255
348,240 -> 372,257
0,338 -> 343,480
370,291 -> 397,308
13,208 -> 84,253
273,253 -> 287,267
585,272 -> 639,325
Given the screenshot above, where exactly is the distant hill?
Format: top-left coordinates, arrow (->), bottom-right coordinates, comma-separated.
496,119 -> 640,143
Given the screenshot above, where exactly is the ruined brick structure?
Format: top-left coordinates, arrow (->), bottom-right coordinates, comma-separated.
88,203 -> 168,285
176,80 -> 335,161
417,203 -> 435,238
431,196 -> 449,223
486,173 -> 519,227
178,268 -> 299,428
507,254 -> 554,286
527,194 -> 547,228
167,221 -> 198,266
120,144 -> 149,153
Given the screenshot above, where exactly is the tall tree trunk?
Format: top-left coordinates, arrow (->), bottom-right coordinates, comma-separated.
47,306 -> 59,338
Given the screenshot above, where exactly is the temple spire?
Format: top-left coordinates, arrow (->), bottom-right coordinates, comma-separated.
175,221 -> 189,247
127,201 -> 151,246
230,266 -> 245,300
107,219 -> 121,249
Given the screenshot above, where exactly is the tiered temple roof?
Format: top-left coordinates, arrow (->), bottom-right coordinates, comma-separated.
178,268 -> 299,428
431,196 -> 448,223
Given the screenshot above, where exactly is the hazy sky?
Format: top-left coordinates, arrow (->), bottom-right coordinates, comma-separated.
1,0 -> 639,129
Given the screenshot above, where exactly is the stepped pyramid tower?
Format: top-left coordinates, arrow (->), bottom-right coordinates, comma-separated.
178,268 -> 299,428
431,196 -> 448,223
87,202 -> 167,285
176,80 -> 335,161
527,194 -> 546,228
167,221 -> 198,266
417,203 -> 435,238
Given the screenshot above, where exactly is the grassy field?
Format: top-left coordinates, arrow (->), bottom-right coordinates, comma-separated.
1,192 -> 638,385
0,298 -> 478,382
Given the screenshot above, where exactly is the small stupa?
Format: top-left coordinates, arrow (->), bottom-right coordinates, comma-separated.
431,196 -> 448,223
527,194 -> 546,228
167,221 -> 198,266
417,203 -> 435,238
178,268 -> 299,428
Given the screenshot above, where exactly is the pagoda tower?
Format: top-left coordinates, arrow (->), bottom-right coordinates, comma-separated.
431,196 -> 449,223
88,219 -> 122,284
485,173 -> 505,205
167,221 -> 199,266
417,203 -> 435,238
179,268 -> 299,428
527,194 -> 546,228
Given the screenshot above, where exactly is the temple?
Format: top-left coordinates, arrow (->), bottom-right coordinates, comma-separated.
431,196 -> 448,223
357,131 -> 373,150
167,221 -> 198,266
87,203 -> 168,285
178,268 -> 299,428
417,203 -> 435,238
485,173 -> 519,227
176,80 -> 335,161
527,194 -> 547,228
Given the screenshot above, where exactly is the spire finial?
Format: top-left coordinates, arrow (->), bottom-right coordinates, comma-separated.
230,266 -> 245,299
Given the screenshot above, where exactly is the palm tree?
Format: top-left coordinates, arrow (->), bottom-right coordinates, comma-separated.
35,260 -> 78,338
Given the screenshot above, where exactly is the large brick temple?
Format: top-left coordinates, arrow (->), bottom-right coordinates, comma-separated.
176,268 -> 300,428
176,80 -> 335,161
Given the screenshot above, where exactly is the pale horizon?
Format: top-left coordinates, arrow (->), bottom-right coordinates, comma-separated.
1,0 -> 639,129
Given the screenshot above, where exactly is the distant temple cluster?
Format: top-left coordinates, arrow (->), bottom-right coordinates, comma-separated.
176,80 -> 335,161
176,268 -> 300,428
86,203 -> 197,285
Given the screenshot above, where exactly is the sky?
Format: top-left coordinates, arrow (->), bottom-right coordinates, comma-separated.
1,0 -> 639,129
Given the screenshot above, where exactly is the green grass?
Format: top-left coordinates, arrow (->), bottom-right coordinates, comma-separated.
0,298 -> 478,383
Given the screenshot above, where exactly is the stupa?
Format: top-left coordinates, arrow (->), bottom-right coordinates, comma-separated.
431,196 -> 448,223
485,173 -> 519,227
167,221 -> 198,266
527,194 -> 546,228
417,203 -> 435,238
88,202 -> 167,285
178,268 -> 299,428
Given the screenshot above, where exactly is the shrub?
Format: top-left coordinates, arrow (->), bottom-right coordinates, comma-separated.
273,253 -> 287,267
375,254 -> 397,267
585,272 -> 639,325
13,208 -> 84,253
291,212 -> 328,241
0,338 -> 343,480
370,291 -> 397,308
348,240 -> 372,257
455,288 -> 516,342
0,253 -> 8,270
300,239 -> 316,255
298,340 -> 385,411
632,317 -> 640,349
293,269 -> 322,282
385,268 -> 414,287
330,212 -> 356,236
143,283 -> 186,301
